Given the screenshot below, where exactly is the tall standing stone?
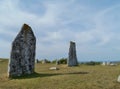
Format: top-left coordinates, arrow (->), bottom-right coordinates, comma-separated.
8,24 -> 36,77
68,41 -> 78,66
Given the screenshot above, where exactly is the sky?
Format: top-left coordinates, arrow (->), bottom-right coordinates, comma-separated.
0,0 -> 120,61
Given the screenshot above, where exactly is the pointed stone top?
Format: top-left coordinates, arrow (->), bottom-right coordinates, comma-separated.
70,41 -> 75,44
22,23 -> 31,30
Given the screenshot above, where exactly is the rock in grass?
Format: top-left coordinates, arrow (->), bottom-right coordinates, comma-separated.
117,75 -> 120,82
49,67 -> 59,70
8,24 -> 36,77
68,41 -> 78,66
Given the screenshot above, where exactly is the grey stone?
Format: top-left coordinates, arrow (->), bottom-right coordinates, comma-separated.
117,75 -> 120,82
109,63 -> 117,66
8,24 -> 36,77
68,41 -> 78,66
49,67 -> 59,70
102,62 -> 117,66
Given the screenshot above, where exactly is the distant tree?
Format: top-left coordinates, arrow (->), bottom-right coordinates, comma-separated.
52,59 -> 57,64
52,58 -> 67,64
85,61 -> 101,65
43,59 -> 51,63
58,58 -> 67,64
39,59 -> 51,64
35,59 -> 39,63
38,60 -> 42,63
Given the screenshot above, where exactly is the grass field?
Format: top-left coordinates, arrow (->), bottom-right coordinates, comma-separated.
0,59 -> 120,89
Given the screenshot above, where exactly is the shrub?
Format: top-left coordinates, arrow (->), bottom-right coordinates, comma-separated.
58,58 -> 67,64
85,61 -> 101,65
52,59 -> 57,64
52,58 -> 67,64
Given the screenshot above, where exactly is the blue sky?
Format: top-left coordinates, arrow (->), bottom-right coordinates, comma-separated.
0,0 -> 120,61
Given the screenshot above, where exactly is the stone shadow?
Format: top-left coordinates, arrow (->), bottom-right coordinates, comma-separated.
10,71 -> 89,79
66,71 -> 89,74
10,72 -> 62,79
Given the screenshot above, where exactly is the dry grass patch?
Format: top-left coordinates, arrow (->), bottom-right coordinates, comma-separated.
0,59 -> 120,89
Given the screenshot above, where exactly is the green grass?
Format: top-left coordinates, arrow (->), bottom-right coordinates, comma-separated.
0,59 -> 120,89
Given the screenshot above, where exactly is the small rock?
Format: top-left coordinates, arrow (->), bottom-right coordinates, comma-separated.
49,67 -> 59,70
109,63 -> 117,66
117,75 -> 120,82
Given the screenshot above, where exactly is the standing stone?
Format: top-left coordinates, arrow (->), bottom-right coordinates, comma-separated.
68,41 -> 78,66
42,59 -> 47,64
35,59 -> 39,63
56,60 -> 59,65
8,24 -> 36,77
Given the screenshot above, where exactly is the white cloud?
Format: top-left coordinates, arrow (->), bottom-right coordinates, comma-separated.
0,0 -> 120,61
92,4 -> 120,46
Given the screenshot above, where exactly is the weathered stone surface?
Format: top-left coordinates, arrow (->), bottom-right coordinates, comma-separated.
8,24 -> 36,77
68,41 -> 78,66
